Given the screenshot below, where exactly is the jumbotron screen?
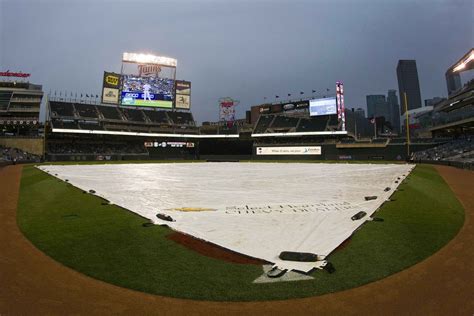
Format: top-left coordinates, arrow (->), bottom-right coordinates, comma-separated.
121,75 -> 174,108
309,97 -> 338,116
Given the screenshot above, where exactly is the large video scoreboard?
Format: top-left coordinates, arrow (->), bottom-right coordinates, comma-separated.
101,53 -> 191,110
309,97 -> 338,116
120,52 -> 177,109
121,74 -> 174,108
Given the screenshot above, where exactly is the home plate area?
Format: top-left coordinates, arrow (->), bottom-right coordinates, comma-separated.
38,162 -> 413,281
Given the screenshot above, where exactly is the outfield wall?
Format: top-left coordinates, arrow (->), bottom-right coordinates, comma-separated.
47,153 -> 150,162
252,143 -> 438,161
43,134 -> 441,162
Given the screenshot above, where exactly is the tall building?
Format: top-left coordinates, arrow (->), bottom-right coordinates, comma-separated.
366,95 -> 387,119
424,97 -> 446,107
445,72 -> 462,96
354,107 -> 365,118
396,60 -> 422,114
387,89 -> 400,132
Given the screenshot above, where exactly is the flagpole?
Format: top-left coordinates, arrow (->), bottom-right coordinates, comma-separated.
404,92 -> 410,159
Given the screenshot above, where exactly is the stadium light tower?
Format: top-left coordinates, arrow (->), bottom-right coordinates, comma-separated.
445,48 -> 474,95
452,49 -> 474,73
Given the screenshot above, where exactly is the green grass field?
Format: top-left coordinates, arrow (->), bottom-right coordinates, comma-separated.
17,163 -> 464,301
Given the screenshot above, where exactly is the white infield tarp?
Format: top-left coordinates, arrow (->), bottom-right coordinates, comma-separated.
38,163 -> 413,272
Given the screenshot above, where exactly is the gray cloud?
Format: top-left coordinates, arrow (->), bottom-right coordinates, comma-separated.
1,0 -> 472,122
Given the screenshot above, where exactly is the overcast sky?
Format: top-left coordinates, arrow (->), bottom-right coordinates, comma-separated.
1,0 -> 472,122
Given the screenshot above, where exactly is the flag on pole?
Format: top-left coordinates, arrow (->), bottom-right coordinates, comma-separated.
288,93 -> 291,97
300,91 -> 304,95
275,95 -> 280,98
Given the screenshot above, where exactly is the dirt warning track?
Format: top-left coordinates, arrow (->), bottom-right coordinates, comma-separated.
0,164 -> 473,315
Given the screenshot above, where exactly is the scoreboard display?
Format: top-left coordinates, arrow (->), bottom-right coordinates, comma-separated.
121,75 -> 174,108
309,97 -> 338,116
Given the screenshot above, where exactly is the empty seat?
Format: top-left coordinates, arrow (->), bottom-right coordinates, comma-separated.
98,105 -> 122,120
122,108 -> 145,122
254,115 -> 274,133
50,101 -> 75,117
144,110 -> 170,124
74,103 -> 99,119
297,116 -> 328,132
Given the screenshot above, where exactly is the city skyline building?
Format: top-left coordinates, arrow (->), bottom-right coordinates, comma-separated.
387,89 -> 400,132
366,94 -> 388,119
397,60 -> 422,115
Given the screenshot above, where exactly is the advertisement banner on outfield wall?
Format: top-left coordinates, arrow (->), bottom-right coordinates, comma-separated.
256,146 -> 321,155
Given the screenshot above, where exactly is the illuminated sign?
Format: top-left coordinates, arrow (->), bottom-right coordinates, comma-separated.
336,81 -> 346,131
138,64 -> 162,77
122,52 -> 177,67
219,97 -> 239,122
256,146 -> 322,155
0,71 -> 31,78
102,72 -> 121,104
102,87 -> 119,104
153,141 -> 195,148
105,75 -> 120,87
175,80 -> 191,95
175,80 -> 191,109
175,94 -> 190,109
309,97 -> 337,116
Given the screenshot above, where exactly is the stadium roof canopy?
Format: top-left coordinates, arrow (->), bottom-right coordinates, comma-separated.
446,48 -> 474,74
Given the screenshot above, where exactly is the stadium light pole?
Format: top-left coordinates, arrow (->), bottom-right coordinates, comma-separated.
404,92 -> 410,159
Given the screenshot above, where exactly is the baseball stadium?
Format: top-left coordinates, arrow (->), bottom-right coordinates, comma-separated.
1,3 -> 473,314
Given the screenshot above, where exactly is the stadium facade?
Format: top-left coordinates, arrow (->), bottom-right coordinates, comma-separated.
0,76 -> 44,156
1,50 -> 473,167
